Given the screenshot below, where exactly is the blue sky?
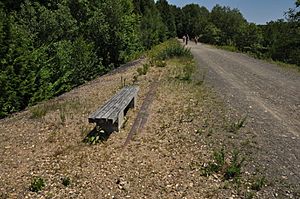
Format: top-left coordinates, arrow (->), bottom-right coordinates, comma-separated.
165,0 -> 296,24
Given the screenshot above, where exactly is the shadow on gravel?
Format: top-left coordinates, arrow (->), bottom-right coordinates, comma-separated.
83,127 -> 113,144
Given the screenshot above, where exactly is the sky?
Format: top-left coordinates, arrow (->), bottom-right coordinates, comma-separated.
165,0 -> 296,24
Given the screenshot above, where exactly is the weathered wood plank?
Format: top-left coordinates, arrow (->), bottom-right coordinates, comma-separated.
89,88 -> 129,119
94,88 -> 131,119
102,88 -> 137,121
88,86 -> 139,125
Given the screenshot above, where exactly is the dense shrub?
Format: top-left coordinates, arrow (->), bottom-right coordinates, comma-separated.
148,39 -> 192,61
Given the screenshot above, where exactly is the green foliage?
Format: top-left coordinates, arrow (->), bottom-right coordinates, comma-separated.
61,177 -> 71,187
202,23 -> 221,44
29,177 -> 45,192
175,62 -> 195,82
134,0 -> 167,49
227,116 -> 247,133
30,104 -> 48,119
1,0 -> 299,119
181,4 -> 209,38
211,4 -> 247,46
202,148 -> 225,176
224,150 -> 245,180
0,0 -> 143,118
148,39 -> 192,61
251,176 -> 266,191
156,0 -> 177,38
155,60 -> 167,67
137,63 -> 150,76
83,128 -> 111,145
202,149 -> 245,180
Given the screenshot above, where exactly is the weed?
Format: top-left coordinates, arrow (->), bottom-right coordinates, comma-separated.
30,105 -> 48,119
228,115 -> 247,133
155,60 -> 167,67
59,107 -> 66,124
137,63 -> 150,76
83,128 -> 111,144
80,125 -> 91,137
29,177 -> 45,192
224,150 -> 245,180
218,45 -> 238,52
120,76 -> 126,88
244,191 -> 255,199
132,74 -> 138,83
214,148 -> 225,166
202,148 -> 225,176
62,177 -> 71,187
251,176 -> 266,191
176,62 -> 195,82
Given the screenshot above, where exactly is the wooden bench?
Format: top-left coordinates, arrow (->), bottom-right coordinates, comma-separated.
88,86 -> 139,132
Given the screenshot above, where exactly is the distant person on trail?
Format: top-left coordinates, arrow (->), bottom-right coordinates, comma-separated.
182,35 -> 186,44
186,34 -> 189,45
194,36 -> 199,45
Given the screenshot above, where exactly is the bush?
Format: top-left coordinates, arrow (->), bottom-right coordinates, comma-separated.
148,39 -> 192,61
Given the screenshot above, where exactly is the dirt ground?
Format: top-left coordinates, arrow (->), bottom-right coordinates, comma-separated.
0,57 -> 234,199
190,42 -> 300,198
1,45 -> 299,199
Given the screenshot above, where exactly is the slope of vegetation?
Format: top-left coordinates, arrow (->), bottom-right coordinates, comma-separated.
0,0 -> 299,118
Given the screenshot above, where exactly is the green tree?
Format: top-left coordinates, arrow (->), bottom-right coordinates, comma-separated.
211,4 -> 247,45
235,23 -> 264,55
202,23 -> 221,44
156,0 -> 176,38
182,4 -> 209,37
133,0 -> 166,48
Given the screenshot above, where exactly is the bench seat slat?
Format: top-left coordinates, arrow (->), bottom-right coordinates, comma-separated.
103,88 -> 138,121
92,88 -> 131,120
108,90 -> 137,121
89,88 -> 130,120
88,86 -> 139,124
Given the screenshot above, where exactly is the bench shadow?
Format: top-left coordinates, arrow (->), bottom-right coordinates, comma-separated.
83,127 -> 113,144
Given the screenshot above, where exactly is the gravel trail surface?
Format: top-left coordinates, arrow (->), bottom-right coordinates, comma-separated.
191,43 -> 300,193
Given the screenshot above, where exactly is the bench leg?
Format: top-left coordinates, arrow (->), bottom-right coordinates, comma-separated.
129,94 -> 137,109
117,110 -> 124,131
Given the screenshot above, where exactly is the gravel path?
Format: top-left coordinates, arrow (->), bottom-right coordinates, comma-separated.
191,43 -> 300,192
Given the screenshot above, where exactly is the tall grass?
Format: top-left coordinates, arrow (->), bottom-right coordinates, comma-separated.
148,39 -> 192,61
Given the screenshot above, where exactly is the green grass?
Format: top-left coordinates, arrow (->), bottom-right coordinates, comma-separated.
30,105 -> 48,119
251,176 -> 266,191
269,59 -> 300,72
202,148 -> 225,176
216,44 -> 300,72
227,115 -> 247,133
30,99 -> 82,119
29,177 -> 45,192
224,150 -> 245,180
202,148 -> 245,180
218,45 -> 238,52
137,63 -> 150,76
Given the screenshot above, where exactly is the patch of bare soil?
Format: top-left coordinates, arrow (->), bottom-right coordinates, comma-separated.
1,56 -> 267,198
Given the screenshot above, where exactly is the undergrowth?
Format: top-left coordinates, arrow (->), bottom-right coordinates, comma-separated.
148,39 -> 192,62
29,177 -> 45,192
